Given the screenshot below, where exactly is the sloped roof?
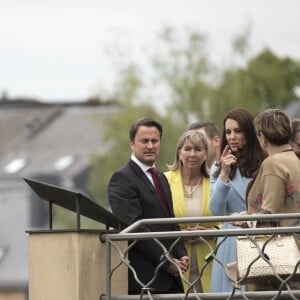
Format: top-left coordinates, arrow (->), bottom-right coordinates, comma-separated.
0,104 -> 116,183
0,106 -> 61,158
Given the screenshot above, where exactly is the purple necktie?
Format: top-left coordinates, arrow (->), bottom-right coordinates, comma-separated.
148,167 -> 170,215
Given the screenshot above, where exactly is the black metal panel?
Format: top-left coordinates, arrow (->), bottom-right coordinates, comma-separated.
23,178 -> 124,230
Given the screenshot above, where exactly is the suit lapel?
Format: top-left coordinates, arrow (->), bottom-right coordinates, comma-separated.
128,160 -> 171,216
156,171 -> 172,216
128,160 -> 156,193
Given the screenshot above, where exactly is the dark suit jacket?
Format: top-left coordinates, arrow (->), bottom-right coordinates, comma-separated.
108,159 -> 187,294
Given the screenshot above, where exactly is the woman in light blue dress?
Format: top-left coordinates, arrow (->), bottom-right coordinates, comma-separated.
209,108 -> 265,293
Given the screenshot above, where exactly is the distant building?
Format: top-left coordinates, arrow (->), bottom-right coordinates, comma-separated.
284,99 -> 300,118
0,99 -> 116,299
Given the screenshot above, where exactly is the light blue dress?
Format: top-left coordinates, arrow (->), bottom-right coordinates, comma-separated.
209,162 -> 251,292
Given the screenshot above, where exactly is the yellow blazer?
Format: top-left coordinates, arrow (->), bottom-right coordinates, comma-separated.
165,169 -> 220,292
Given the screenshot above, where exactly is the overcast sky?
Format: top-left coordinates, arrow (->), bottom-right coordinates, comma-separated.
1,0 -> 300,101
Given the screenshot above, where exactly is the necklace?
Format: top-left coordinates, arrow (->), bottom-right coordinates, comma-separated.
183,178 -> 201,198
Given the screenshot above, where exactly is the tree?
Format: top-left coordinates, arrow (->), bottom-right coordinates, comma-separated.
152,27 -> 213,126
210,49 -> 300,127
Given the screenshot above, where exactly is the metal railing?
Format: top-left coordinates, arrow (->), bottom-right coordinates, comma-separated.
101,213 -> 300,300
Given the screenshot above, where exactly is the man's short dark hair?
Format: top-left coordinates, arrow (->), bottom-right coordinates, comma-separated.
129,117 -> 163,141
290,118 -> 300,142
188,121 -> 220,139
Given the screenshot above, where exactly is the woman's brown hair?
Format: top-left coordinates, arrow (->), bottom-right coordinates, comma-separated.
213,108 -> 266,179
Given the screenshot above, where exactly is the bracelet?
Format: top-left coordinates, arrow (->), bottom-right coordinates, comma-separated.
215,160 -> 221,167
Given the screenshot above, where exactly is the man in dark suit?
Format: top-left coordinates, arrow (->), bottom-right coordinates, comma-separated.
108,117 -> 189,295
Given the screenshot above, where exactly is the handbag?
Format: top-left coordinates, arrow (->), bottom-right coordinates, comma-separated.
236,234 -> 300,283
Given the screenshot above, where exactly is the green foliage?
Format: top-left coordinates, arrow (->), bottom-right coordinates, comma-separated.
158,114 -> 186,170
246,49 -> 300,107
112,63 -> 143,106
231,22 -> 252,57
152,27 -> 213,126
210,49 -> 300,128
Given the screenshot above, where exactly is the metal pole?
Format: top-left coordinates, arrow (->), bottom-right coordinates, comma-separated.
105,235 -> 112,300
75,194 -> 81,230
48,201 -> 53,230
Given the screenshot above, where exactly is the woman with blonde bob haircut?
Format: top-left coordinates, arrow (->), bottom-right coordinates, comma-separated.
248,108 -> 300,223
234,108 -> 300,291
165,130 -> 220,293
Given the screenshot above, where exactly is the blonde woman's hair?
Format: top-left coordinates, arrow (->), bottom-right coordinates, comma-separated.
167,130 -> 209,178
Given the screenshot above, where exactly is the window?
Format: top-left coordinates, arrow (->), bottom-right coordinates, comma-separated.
4,158 -> 26,174
54,155 -> 74,171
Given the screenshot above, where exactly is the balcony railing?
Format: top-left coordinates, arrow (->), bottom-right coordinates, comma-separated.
102,213 -> 300,300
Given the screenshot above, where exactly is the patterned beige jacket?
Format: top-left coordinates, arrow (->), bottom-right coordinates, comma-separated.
247,145 -> 300,227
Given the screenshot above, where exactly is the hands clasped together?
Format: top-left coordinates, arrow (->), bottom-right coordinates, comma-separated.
167,256 -> 189,276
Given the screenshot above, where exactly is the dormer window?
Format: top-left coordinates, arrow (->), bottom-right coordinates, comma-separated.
54,155 -> 74,171
4,158 -> 26,174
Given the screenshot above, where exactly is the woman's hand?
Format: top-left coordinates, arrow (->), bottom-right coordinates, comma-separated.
186,224 -> 207,231
230,211 -> 249,228
219,145 -> 237,182
185,224 -> 215,243
167,256 -> 189,275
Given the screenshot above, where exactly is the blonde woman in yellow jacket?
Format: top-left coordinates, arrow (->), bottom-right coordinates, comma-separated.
165,130 -> 220,293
